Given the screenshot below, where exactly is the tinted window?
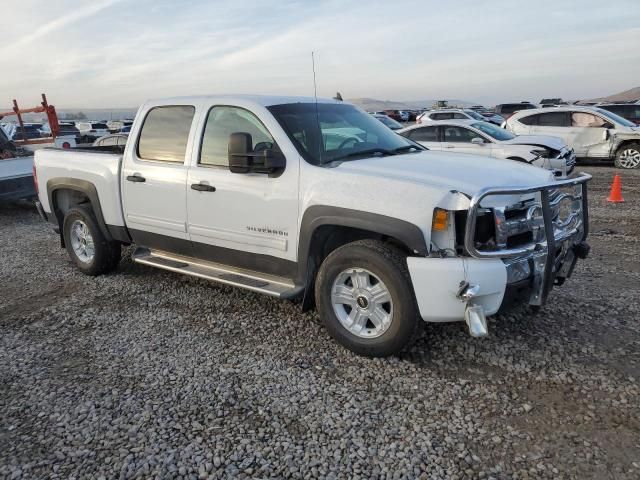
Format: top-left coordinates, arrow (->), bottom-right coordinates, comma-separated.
536,112 -> 568,127
200,106 -> 274,167
92,123 -> 108,129
519,114 -> 538,125
430,112 -> 452,120
571,112 -> 607,128
409,126 -> 439,142
452,112 -> 467,119
443,126 -> 481,143
137,106 -> 195,163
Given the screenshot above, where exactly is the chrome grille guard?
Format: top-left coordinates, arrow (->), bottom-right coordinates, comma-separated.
464,172 -> 592,305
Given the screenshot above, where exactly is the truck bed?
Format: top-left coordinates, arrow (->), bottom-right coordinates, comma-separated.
0,157 -> 36,201
34,147 -> 126,227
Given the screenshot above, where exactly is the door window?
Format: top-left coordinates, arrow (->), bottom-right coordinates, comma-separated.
409,126 -> 439,142
452,112 -> 467,119
571,112 -> 607,128
200,106 -> 275,167
443,126 -> 480,143
536,112 -> 569,127
137,106 -> 195,163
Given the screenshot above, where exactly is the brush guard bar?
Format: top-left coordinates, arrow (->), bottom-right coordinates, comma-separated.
464,173 -> 592,306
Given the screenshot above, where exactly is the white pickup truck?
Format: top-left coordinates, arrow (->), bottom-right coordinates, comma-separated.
34,95 -> 591,357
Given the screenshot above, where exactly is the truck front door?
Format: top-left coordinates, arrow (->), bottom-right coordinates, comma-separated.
121,105 -> 196,254
185,104 -> 299,278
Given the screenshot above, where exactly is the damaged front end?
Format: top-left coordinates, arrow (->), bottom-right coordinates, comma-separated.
407,173 -> 591,337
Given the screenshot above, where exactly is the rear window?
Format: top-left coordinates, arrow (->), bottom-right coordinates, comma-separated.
91,123 -> 108,129
137,105 -> 195,163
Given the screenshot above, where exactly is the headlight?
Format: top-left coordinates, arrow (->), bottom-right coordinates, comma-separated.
505,259 -> 531,283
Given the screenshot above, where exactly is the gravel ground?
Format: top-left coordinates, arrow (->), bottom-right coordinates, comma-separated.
1,166 -> 639,479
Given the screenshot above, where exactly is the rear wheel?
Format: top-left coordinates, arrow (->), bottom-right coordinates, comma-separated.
62,206 -> 121,276
315,240 -> 420,357
614,143 -> 640,169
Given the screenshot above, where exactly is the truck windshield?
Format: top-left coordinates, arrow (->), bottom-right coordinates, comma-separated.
267,103 -> 421,166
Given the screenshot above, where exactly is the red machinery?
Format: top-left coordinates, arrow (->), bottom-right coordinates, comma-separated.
0,93 -> 61,145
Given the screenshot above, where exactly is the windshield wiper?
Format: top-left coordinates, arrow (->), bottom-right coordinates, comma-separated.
329,148 -> 397,163
392,145 -> 422,153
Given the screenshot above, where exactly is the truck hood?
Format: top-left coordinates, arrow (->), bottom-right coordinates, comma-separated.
501,135 -> 567,151
335,150 -> 554,197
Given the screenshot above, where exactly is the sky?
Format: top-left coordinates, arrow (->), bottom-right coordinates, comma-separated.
2,0 -> 640,108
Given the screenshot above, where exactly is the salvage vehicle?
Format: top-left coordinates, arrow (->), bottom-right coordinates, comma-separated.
398,120 -> 575,177
34,95 -> 591,357
504,106 -> 640,169
416,109 -> 486,124
597,103 -> 640,126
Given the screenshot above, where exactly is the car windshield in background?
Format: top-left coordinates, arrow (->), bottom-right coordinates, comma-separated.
92,123 -> 108,129
471,121 -> 516,141
376,115 -> 403,129
464,110 -> 485,121
268,103 -> 421,165
595,108 -> 636,128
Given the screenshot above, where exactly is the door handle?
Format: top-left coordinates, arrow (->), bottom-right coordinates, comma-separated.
191,183 -> 216,192
126,175 -> 146,183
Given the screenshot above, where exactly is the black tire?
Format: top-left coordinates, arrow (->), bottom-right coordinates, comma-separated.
315,239 -> 420,357
614,143 -> 640,169
62,206 -> 121,276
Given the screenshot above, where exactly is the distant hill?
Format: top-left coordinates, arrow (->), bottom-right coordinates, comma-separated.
587,86 -> 640,103
348,97 -> 477,111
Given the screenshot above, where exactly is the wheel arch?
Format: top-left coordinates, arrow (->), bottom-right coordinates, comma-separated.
297,206 -> 428,311
47,178 -> 114,242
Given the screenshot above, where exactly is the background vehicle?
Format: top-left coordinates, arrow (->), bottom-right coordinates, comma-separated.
34,95 -> 590,357
398,120 -> 574,176
92,134 -> 128,147
371,113 -> 403,130
382,110 -> 407,122
505,106 -> 640,168
416,109 -> 486,124
75,121 -> 110,139
6,123 -> 44,140
597,103 -> 640,125
494,102 -> 537,119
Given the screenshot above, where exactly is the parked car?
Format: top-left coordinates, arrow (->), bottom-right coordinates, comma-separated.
33,95 -> 591,357
504,106 -> 640,169
57,122 -> 81,139
383,110 -> 408,122
8,123 -> 44,140
416,109 -> 487,124
75,122 -> 110,139
371,113 -> 403,130
92,134 -> 128,147
398,120 -> 574,177
597,103 -> 640,126
494,102 -> 537,120
477,111 -> 505,126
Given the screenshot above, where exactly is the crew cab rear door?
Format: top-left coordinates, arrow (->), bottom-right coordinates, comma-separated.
121,104 -> 196,254
185,103 -> 299,277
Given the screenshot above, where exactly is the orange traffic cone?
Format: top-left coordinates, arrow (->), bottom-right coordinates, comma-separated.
607,175 -> 624,203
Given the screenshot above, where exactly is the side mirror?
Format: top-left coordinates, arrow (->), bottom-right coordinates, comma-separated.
228,132 -> 285,174
471,137 -> 484,145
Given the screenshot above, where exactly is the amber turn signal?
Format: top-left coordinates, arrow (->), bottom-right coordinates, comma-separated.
432,208 -> 448,231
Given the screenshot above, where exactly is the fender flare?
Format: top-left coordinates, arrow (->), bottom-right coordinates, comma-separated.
297,205 -> 428,279
46,177 -> 126,242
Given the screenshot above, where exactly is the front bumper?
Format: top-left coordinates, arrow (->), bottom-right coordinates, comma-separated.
408,173 -> 591,324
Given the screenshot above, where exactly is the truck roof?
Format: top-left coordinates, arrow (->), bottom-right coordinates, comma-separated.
143,94 -> 343,108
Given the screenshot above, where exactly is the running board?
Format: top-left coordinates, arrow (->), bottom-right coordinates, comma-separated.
132,247 -> 303,299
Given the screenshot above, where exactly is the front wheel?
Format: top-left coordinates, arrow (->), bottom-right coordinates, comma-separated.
62,206 -> 121,276
614,143 -> 640,169
315,240 -> 420,357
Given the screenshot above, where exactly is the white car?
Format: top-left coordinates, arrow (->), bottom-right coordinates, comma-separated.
75,122 -> 110,139
416,108 -> 486,124
504,106 -> 640,169
398,120 -> 575,177
33,95 -> 591,357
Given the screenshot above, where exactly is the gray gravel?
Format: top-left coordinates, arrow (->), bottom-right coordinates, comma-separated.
1,166 -> 639,479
